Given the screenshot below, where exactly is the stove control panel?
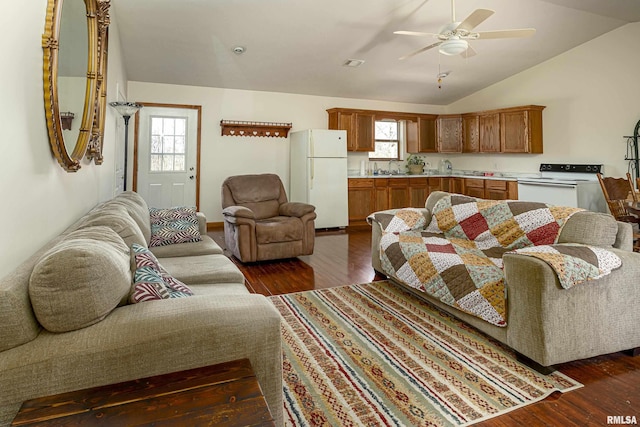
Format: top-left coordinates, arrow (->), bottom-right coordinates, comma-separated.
539,164 -> 603,173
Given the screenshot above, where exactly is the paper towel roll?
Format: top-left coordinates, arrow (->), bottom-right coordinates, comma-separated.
360,160 -> 366,176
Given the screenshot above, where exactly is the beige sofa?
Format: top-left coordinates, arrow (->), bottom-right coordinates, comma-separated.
369,191 -> 640,371
0,192 -> 283,426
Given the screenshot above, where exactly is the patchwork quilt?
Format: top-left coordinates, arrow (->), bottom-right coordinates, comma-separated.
375,195 -> 621,326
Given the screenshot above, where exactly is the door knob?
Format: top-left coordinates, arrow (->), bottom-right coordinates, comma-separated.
189,175 -> 195,180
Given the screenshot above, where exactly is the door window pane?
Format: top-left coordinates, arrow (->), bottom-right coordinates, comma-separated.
149,116 -> 187,172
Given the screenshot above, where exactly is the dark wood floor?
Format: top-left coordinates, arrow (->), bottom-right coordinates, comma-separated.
209,228 -> 640,426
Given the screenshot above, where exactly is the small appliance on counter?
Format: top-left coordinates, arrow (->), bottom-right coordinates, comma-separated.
439,159 -> 452,175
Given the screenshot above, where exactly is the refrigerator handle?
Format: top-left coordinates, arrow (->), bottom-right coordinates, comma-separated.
310,158 -> 314,189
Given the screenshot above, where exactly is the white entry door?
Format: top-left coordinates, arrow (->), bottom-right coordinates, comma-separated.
136,106 -> 199,208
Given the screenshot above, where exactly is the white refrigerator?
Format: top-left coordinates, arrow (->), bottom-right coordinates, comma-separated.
289,129 -> 348,229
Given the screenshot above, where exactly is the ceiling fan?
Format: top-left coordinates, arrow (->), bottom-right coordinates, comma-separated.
394,0 -> 535,60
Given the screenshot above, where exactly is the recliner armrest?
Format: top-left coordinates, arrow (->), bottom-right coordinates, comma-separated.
279,202 -> 315,218
222,206 -> 255,219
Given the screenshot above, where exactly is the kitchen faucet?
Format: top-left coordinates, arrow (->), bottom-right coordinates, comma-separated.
388,159 -> 401,175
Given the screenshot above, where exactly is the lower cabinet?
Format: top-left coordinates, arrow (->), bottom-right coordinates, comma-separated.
348,177 -> 518,226
347,179 -> 375,226
463,178 -> 518,200
388,178 -> 410,209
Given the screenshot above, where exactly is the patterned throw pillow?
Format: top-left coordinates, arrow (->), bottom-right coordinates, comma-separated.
129,244 -> 194,303
148,206 -> 202,247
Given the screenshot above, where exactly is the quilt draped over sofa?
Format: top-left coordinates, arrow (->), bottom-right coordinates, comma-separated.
375,195 -> 621,326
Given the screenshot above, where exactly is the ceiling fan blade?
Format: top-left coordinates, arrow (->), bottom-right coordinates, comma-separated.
461,44 -> 477,58
399,41 -> 442,60
476,28 -> 536,39
394,30 -> 439,37
456,9 -> 494,32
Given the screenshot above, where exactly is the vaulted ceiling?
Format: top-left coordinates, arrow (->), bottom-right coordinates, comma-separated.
112,0 -> 640,105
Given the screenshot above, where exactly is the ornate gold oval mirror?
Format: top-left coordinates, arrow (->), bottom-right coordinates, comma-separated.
42,0 -> 110,172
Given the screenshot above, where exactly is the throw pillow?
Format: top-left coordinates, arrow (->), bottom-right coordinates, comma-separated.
148,206 -> 201,247
29,228 -> 131,333
129,244 -> 194,303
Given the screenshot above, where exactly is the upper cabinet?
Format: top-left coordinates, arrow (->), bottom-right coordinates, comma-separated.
500,106 -> 544,153
406,115 -> 437,153
328,109 -> 375,151
437,115 -> 462,153
478,112 -> 501,153
327,105 -> 545,154
462,114 -> 479,153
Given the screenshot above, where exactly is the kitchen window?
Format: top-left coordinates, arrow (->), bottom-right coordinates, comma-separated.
369,120 -> 400,160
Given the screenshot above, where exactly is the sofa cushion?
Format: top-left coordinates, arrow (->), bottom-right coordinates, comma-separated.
110,191 -> 152,244
150,235 -> 223,258
558,211 -> 619,248
74,204 -> 147,248
255,216 -> 303,244
28,228 -> 132,333
129,244 -> 194,303
159,254 -> 245,285
149,206 -> 201,247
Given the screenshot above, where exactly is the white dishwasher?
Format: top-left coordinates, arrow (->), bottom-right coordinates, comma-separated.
517,163 -> 607,213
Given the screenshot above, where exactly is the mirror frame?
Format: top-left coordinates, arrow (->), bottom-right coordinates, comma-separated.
86,1 -> 110,165
42,0 -> 110,172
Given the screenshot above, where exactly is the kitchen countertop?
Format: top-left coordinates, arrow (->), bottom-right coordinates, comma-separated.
348,173 -> 519,181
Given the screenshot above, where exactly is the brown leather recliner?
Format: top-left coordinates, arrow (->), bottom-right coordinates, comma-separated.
221,174 -> 316,262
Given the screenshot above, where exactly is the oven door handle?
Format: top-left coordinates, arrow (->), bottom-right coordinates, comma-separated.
518,180 -> 577,188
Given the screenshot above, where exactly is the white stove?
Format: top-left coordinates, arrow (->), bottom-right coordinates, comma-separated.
517,164 -> 607,212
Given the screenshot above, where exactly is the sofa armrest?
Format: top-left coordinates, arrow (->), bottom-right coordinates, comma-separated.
196,212 -> 207,235
502,249 -> 640,367
222,206 -> 256,223
0,294 -> 284,427
366,208 -> 431,227
279,202 -> 315,218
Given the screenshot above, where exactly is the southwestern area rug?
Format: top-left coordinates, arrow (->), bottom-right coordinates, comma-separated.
269,281 -> 582,427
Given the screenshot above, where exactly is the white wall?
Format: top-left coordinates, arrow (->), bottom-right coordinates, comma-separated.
127,82 -> 443,222
0,1 -> 126,279
445,22 -> 640,177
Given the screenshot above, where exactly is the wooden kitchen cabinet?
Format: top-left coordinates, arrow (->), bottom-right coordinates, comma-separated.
500,106 -> 544,153
464,178 -> 518,200
327,109 -> 375,152
354,112 -> 375,152
374,178 -> 389,211
347,178 -> 375,225
408,178 -> 428,208
406,115 -> 438,153
448,177 -> 464,194
464,178 -> 486,198
329,105 -> 544,154
485,179 -> 509,200
437,115 -> 463,153
462,114 -> 479,153
479,112 -> 501,153
388,178 -> 410,209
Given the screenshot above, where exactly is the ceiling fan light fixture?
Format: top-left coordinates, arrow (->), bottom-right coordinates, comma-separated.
439,38 -> 468,56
